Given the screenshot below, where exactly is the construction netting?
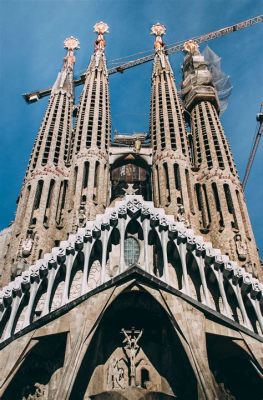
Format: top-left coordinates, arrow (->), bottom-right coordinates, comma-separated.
202,46 -> 232,113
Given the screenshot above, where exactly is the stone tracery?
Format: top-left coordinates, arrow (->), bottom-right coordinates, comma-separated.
0,195 -> 262,344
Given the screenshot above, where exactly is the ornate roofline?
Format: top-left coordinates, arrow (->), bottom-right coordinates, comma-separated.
0,195 -> 262,344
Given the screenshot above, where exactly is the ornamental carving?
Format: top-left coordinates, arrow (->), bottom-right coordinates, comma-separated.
22,383 -> 46,400
77,204 -> 87,228
27,166 -> 69,181
235,234 -> 248,261
107,357 -> 126,389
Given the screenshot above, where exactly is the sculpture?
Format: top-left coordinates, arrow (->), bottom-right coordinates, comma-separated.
121,327 -> 143,386
235,234 -> 247,261
78,204 -> 87,228
107,357 -> 126,389
21,229 -> 35,257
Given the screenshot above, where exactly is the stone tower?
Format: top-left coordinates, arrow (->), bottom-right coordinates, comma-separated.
0,37 -> 79,286
150,24 -> 196,228
66,21 -> 111,233
181,40 -> 260,277
0,22 -> 262,400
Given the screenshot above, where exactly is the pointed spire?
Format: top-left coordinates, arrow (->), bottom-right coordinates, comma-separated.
73,21 -> 111,155
68,22 -> 111,226
149,23 -> 188,155
26,38 -> 79,172
149,24 -> 193,221
151,23 -> 169,72
51,36 -> 80,95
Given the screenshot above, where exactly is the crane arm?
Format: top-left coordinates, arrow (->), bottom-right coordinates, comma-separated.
242,104 -> 263,189
23,15 -> 263,103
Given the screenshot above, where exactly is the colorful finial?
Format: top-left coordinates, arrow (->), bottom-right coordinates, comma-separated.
151,23 -> 166,37
151,23 -> 166,52
63,36 -> 80,69
94,21 -> 109,35
183,40 -> 199,55
93,21 -> 109,52
64,36 -> 80,51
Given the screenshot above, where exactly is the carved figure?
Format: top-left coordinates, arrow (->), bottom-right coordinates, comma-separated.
235,234 -> 247,261
21,229 -> 35,257
177,204 -> 189,227
108,357 -> 126,389
121,327 -> 143,386
78,206 -> 87,228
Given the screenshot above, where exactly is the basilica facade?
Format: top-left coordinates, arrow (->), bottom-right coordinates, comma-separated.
0,22 -> 262,400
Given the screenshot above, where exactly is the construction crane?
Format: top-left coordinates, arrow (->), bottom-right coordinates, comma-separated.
23,15 -> 263,103
242,103 -> 263,189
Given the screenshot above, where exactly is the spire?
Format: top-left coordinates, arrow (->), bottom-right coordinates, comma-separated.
181,40 -> 236,173
51,36 -> 80,95
68,22 -> 111,229
181,41 -> 260,274
27,37 -> 79,172
151,23 -> 167,70
73,21 -> 110,154
1,38 -> 79,285
149,24 -> 195,226
150,23 -> 188,154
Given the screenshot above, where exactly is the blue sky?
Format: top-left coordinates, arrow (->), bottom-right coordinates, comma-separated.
0,0 -> 262,256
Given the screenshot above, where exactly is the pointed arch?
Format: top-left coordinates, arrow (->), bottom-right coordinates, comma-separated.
186,251 -> 202,301
223,278 -> 241,324
167,240 -> 183,290
68,251 -> 85,301
204,265 -> 222,312
29,278 -> 48,323
2,333 -> 67,400
86,240 -> 103,290
206,333 -> 263,400
11,293 -> 30,335
69,290 -> 198,400
49,265 -> 66,312
148,228 -> 163,278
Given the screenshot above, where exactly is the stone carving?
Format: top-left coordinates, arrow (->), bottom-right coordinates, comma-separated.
94,21 -> 109,52
121,327 -> 143,387
21,229 -> 35,257
22,383 -> 46,400
176,204 -> 188,224
151,23 -> 166,52
235,234 -> 247,261
78,204 -> 87,228
1,196 -> 262,344
244,261 -> 258,279
123,184 -> 139,196
183,39 -> 199,55
107,357 -> 126,389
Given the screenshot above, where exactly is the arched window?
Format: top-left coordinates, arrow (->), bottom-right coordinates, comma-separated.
124,237 -> 140,266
